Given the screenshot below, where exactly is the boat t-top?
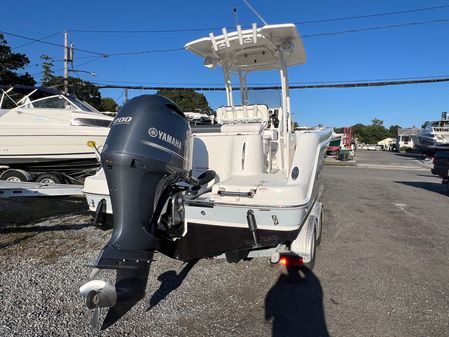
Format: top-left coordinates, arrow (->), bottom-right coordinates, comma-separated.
79,23 -> 332,329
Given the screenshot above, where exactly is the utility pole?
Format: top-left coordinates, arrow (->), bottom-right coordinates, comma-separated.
124,88 -> 128,104
64,31 -> 69,93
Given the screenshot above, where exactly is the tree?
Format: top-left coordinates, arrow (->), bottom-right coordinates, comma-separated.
349,122 -> 391,144
46,76 -> 102,109
40,54 -> 54,86
371,118 -> 384,127
366,125 -> 390,143
388,124 -> 400,137
156,88 -> 211,112
333,127 -> 344,134
45,76 -> 119,111
0,33 -> 35,85
421,121 -> 430,129
351,123 -> 366,141
336,121 -> 401,144
100,97 -> 119,112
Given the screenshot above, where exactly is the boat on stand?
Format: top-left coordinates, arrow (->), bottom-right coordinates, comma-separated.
417,112 -> 449,156
0,85 -> 113,183
79,23 -> 332,329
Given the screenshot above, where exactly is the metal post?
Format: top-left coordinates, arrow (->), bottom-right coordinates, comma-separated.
64,31 -> 69,93
223,64 -> 233,106
279,51 -> 290,175
238,70 -> 246,105
124,88 -> 128,103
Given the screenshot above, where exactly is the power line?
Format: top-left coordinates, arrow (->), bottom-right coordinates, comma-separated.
0,30 -> 107,56
94,76 -> 449,91
30,67 -> 64,77
91,79 -> 229,85
297,4 -> 449,25
75,56 -> 104,67
302,18 -> 449,38
68,4 -> 449,33
30,59 -> 99,76
11,32 -> 61,50
1,30 -> 186,57
105,47 -> 184,56
3,16 -> 449,62
92,75 -> 449,86
52,55 -> 101,63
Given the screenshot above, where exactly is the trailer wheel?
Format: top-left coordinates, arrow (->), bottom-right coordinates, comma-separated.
304,227 -> 316,270
0,169 -> 32,182
316,209 -> 323,246
35,173 -> 61,184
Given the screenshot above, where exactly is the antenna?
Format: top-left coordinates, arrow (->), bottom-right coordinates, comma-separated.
242,0 -> 268,25
233,7 -> 239,26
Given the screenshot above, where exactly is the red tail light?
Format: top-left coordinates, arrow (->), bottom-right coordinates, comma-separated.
279,255 -> 304,267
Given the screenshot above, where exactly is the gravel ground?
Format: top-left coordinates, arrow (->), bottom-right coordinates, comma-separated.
0,151 -> 448,337
0,197 -> 311,337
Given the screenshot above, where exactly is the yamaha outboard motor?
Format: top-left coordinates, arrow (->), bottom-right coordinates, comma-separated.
80,95 -> 193,329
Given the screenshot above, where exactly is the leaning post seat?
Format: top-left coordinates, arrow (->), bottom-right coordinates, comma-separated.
216,104 -> 269,124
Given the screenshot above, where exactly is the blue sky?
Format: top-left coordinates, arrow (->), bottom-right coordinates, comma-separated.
2,0 -> 449,128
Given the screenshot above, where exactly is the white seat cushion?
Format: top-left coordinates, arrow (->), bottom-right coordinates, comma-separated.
221,123 -> 264,134
216,104 -> 269,124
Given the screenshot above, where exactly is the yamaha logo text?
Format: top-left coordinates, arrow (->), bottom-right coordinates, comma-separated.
148,127 -> 182,150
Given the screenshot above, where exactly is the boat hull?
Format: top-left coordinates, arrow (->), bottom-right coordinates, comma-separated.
0,157 -> 101,173
160,221 -> 301,261
84,190 -> 311,261
0,132 -> 108,171
83,126 -> 330,259
417,134 -> 449,156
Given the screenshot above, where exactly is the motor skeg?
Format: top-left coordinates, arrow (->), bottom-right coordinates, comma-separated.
95,94 -> 192,267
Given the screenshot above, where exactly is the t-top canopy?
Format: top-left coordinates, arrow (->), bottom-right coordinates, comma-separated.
185,23 -> 306,72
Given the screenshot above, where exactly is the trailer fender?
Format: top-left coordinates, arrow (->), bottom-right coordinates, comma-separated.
290,202 -> 322,268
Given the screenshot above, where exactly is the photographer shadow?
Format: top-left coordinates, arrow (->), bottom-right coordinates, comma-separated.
265,266 -> 330,337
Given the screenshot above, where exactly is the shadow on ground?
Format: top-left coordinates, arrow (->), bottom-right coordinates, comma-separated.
0,196 -> 92,252
415,174 -> 440,178
0,196 -> 89,227
0,222 -> 91,234
395,181 -> 448,196
393,150 -> 424,158
147,259 -> 199,310
265,266 -> 330,337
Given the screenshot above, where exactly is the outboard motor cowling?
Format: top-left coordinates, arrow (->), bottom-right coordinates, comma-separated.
83,95 -> 192,329
98,95 -> 192,265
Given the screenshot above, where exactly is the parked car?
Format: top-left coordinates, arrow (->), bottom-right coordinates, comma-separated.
397,135 -> 414,151
431,150 -> 449,194
390,143 -> 398,152
367,144 -> 377,151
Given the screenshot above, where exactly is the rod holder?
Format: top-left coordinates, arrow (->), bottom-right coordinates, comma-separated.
246,209 -> 261,248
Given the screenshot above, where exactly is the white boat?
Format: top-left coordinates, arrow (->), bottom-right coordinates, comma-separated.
184,109 -> 215,125
80,23 -> 332,329
0,86 -> 113,183
417,112 -> 449,155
